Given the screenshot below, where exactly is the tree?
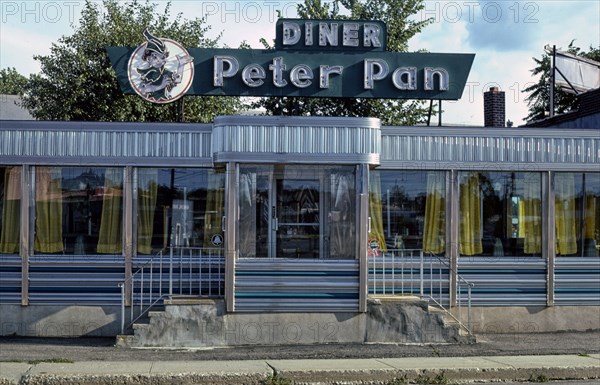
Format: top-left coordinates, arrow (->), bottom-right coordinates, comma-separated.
523,42 -> 600,123
252,0 -> 433,126
20,0 -> 240,122
0,67 -> 28,95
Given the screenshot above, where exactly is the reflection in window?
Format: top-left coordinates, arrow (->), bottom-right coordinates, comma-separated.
34,167 -> 124,255
238,165 -> 356,259
371,170 -> 446,255
0,166 -> 21,254
136,168 -> 225,255
458,172 -> 542,257
555,172 -> 600,257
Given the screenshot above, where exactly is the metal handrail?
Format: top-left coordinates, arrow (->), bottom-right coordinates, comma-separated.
422,251 -> 474,336
368,249 -> 474,336
118,247 -> 225,334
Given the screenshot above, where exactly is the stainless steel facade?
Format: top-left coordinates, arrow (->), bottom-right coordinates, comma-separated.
1,117 -> 599,313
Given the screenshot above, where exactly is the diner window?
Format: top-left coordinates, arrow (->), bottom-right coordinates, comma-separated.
136,168 -> 225,255
555,172 -> 599,257
370,170 -> 446,256
34,167 -> 124,255
0,166 -> 22,254
458,171 -> 542,257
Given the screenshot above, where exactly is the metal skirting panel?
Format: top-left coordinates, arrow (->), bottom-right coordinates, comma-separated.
457,257 -> 547,306
0,254 -> 21,304
234,259 -> 360,312
0,121 -> 213,164
380,127 -> 599,169
555,257 -> 600,305
28,255 -> 125,305
212,116 -> 381,164
368,255 -> 450,306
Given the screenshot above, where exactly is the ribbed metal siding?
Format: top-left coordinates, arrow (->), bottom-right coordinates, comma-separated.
0,122 -> 213,164
0,254 -> 21,304
457,257 -> 547,306
555,258 -> 600,305
235,259 -> 359,312
381,127 -> 599,169
214,124 -> 380,155
28,255 -> 125,305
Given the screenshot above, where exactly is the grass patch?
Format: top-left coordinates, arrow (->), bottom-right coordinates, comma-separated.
528,372 -> 549,383
415,371 -> 449,385
261,372 -> 292,385
384,374 -> 409,385
27,358 -> 74,365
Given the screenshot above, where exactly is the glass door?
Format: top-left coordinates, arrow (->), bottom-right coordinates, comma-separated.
238,164 -> 357,259
274,178 -> 321,258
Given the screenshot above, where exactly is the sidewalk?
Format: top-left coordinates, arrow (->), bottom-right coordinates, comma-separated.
1,354 -> 599,384
1,332 -> 599,384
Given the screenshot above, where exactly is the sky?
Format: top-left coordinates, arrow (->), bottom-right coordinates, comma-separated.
1,0 -> 599,126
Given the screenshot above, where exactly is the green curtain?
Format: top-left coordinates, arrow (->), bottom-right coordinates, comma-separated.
203,171 -> 224,248
97,168 -> 123,254
459,172 -> 482,256
555,173 -> 577,255
368,171 -> 386,256
523,173 -> 542,254
0,167 -> 21,253
34,167 -> 63,253
423,172 -> 446,254
137,169 -> 158,254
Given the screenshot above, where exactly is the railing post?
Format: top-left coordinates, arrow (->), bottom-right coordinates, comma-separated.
120,283 -> 125,334
169,247 -> 173,295
419,251 -> 424,297
467,283 -> 473,334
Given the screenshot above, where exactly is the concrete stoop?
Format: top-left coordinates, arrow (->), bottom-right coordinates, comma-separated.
116,296 -> 474,348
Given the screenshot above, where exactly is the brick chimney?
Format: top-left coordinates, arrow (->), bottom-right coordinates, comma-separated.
484,87 -> 505,127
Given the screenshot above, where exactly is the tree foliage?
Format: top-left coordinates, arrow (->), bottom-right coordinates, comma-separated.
20,0 -> 240,122
253,0 -> 433,126
523,42 -> 600,123
0,67 -> 28,95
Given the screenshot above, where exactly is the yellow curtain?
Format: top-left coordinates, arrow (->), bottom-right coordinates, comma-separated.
0,167 -> 21,253
584,194 -> 596,240
34,167 -> 63,253
423,172 -> 446,254
137,169 -> 158,254
203,171 -> 224,248
368,171 -> 386,255
523,172 -> 542,254
555,173 -> 577,255
97,168 -> 123,254
459,172 -> 482,256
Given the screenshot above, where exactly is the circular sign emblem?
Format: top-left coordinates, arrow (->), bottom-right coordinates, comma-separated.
127,30 -> 194,104
211,234 -> 223,247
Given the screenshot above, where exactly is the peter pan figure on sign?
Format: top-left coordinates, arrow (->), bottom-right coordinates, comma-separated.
135,29 -> 194,102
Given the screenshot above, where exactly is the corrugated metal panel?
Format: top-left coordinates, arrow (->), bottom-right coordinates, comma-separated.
457,257 -> 547,306
235,259 -> 359,312
212,116 -> 381,164
555,257 -> 600,305
381,127 -> 599,170
0,254 -> 21,304
0,121 -> 213,165
28,255 -> 125,305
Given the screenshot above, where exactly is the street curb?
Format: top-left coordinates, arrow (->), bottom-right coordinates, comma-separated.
1,355 -> 599,385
